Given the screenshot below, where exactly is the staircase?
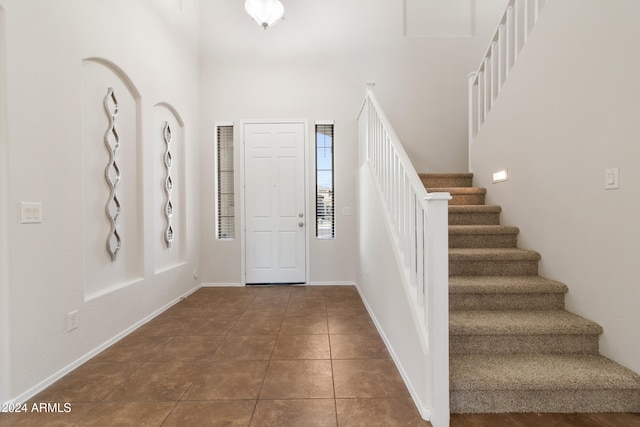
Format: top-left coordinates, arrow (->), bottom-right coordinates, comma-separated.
420,173 -> 640,414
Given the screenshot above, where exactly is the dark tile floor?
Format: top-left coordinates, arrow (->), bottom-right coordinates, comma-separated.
1,285 -> 638,426
0,286 -> 428,426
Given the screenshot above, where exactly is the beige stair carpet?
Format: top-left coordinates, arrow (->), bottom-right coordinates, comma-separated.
419,173 -> 640,414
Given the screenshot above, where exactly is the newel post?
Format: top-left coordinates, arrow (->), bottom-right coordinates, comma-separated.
423,191 -> 451,427
358,82 -> 375,167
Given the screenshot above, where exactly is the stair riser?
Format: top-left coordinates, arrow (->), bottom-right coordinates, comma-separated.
450,389 -> 640,413
450,234 -> 518,248
449,293 -> 565,311
420,176 -> 473,188
450,260 -> 538,276
449,194 -> 486,206
450,334 -> 600,355
449,212 -> 500,226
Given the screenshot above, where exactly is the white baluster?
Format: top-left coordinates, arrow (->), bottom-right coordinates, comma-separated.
483,59 -> 489,120
498,24 -> 504,92
506,5 -> 513,76
514,0 -> 519,62
416,204 -> 425,306
409,190 -> 417,278
524,0 -> 529,43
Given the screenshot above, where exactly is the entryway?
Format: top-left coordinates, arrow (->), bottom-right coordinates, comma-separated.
244,122 -> 307,284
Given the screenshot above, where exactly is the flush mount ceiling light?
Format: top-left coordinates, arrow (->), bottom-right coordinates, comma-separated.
245,0 -> 284,30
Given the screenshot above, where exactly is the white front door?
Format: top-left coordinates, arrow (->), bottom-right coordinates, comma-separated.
244,122 -> 306,284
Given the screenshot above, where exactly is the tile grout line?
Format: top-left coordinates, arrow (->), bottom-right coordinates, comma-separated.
247,287 -> 291,426
320,289 -> 336,422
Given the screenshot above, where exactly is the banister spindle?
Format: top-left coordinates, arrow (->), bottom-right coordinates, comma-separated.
514,0 -> 519,62
524,0 -> 529,43
498,24 -> 504,92
409,191 -> 417,281
506,5 -> 513,76
490,41 -> 497,107
483,59 -> 489,119
477,72 -> 483,130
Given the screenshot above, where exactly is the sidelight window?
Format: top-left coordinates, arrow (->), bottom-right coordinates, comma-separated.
216,123 -> 234,240
315,122 -> 334,239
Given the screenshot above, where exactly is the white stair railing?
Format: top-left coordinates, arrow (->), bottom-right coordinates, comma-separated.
357,83 -> 451,426
468,0 -> 547,169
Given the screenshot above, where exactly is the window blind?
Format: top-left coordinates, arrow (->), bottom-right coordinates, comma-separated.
216,125 -> 234,239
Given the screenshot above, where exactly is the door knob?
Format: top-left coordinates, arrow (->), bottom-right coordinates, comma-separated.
298,222 -> 304,228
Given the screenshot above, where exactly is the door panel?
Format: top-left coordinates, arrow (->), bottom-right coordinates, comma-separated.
245,122 -> 306,284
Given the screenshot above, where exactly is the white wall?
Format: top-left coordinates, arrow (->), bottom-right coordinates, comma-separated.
0,0 -> 513,403
471,0 -> 640,373
0,2 -> 10,404
198,0 -> 504,285
1,0 -> 202,401
357,164 -> 431,419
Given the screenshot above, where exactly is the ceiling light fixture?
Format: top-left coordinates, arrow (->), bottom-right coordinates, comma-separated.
245,0 -> 284,30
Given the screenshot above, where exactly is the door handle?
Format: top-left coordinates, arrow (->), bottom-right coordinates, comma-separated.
298,222 -> 304,228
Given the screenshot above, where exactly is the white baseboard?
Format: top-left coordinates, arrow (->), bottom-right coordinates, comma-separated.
305,281 -> 357,286
3,283 -> 202,408
200,282 -> 245,287
201,281 -> 356,287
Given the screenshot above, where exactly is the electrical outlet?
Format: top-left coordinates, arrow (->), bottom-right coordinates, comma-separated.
67,310 -> 78,332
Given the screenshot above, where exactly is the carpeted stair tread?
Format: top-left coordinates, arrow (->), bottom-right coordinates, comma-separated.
420,173 -> 473,188
427,187 -> 486,205
427,187 -> 486,195
450,354 -> 640,391
449,276 -> 568,295
449,205 -> 502,225
449,225 -> 519,248
449,248 -> 541,261
449,225 -> 519,235
450,310 -> 603,336
449,205 -> 501,213
422,172 -> 640,413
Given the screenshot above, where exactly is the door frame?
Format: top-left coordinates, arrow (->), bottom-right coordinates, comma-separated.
239,119 -> 310,285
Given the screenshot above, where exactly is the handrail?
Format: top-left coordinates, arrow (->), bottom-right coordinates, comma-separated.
468,0 -> 547,170
358,84 -> 451,426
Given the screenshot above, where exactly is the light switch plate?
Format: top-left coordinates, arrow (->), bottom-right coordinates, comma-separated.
21,202 -> 43,223
604,168 -> 619,190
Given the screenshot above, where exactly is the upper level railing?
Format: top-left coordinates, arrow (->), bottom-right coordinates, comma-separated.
468,0 -> 547,169
357,84 -> 451,426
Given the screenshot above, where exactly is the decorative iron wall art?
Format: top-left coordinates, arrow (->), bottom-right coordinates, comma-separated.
163,121 -> 174,248
103,87 -> 121,261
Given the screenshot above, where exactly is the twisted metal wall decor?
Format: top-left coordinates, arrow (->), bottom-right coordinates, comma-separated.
163,121 -> 174,248
103,87 -> 121,261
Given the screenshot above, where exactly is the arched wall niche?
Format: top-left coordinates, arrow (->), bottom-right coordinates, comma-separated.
153,102 -> 187,273
81,57 -> 144,301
